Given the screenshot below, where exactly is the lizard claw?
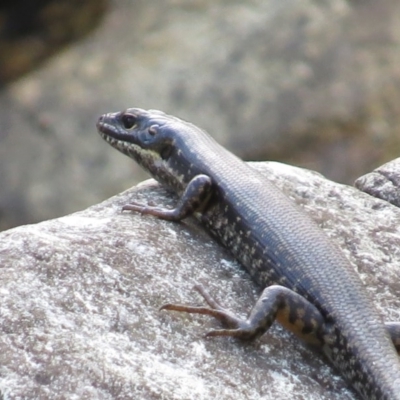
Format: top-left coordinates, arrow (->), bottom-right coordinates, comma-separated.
160,284 -> 248,331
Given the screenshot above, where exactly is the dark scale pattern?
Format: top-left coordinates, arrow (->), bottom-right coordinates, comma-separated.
97,108 -> 400,400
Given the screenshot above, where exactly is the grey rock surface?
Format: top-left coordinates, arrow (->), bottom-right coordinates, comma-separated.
2,0 -> 400,230
355,157 -> 400,207
0,161 -> 399,400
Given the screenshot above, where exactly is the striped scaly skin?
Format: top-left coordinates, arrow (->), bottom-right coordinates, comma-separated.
97,108 -> 400,400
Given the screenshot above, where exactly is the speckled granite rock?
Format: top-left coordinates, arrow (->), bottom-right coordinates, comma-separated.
0,162 -> 399,399
355,158 -> 400,208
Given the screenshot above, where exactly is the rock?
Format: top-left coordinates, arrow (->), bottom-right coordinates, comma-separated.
355,157 -> 400,207
0,162 -> 399,399
2,1 -> 400,230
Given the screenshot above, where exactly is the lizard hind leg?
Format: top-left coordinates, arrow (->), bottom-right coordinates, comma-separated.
161,283 -> 326,346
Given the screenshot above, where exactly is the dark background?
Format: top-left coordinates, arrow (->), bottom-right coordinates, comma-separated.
1,0 -> 400,231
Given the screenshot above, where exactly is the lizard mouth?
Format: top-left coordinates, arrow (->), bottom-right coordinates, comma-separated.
97,114 -> 127,141
96,114 -> 137,155
97,113 -> 153,162
97,121 -> 115,141
96,113 -> 136,147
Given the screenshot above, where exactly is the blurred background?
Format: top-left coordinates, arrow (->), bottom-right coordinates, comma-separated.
1,0 -> 400,231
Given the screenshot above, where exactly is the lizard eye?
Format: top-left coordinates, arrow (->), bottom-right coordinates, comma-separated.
121,113 -> 138,129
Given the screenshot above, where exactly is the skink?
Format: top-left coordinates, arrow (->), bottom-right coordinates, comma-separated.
97,108 -> 400,399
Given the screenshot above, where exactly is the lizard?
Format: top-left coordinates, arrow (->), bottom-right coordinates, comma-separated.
96,107 -> 400,399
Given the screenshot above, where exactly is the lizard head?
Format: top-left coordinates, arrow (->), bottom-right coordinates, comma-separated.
97,108 -> 173,156
96,108 -> 202,191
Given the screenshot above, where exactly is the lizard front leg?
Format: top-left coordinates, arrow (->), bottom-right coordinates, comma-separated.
122,174 -> 213,221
